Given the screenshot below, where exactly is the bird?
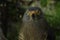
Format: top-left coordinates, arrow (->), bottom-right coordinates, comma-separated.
18,7 -> 55,40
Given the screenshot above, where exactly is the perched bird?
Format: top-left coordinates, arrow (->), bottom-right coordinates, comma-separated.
18,7 -> 55,40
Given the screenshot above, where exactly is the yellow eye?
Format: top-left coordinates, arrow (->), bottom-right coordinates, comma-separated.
27,11 -> 36,16
35,10 -> 40,15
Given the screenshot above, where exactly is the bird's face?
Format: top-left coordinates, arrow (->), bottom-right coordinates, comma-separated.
26,10 -> 41,20
23,7 -> 43,22
27,10 -> 40,17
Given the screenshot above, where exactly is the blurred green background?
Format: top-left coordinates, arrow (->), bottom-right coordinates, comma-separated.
0,0 -> 60,40
41,0 -> 60,40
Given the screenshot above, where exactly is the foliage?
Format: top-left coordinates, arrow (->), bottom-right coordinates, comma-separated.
40,0 -> 47,7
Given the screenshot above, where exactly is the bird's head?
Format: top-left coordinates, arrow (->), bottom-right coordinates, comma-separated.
27,8 -> 40,17
23,7 -> 43,22
26,7 -> 43,20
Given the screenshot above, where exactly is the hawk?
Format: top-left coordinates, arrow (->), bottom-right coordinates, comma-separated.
18,7 -> 55,40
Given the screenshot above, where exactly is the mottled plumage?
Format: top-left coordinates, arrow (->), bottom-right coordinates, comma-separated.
18,7 -> 55,40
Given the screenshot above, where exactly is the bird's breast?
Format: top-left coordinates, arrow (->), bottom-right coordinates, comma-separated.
19,20 -> 47,40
